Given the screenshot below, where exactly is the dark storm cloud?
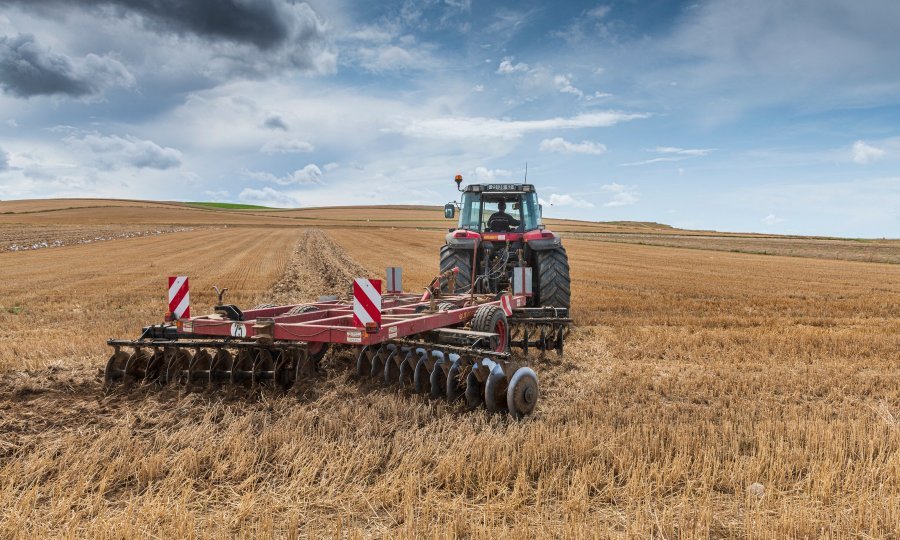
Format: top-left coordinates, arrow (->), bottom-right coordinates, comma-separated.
0,34 -> 133,98
9,0 -> 319,50
263,115 -> 289,131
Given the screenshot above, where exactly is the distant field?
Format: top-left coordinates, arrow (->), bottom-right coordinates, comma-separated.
0,198 -> 897,265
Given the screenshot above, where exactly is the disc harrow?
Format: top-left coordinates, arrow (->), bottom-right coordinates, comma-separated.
353,340 -> 540,418
105,269 -> 571,418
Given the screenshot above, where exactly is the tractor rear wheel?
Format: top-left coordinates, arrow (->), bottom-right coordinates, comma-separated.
535,247 -> 570,309
439,245 -> 473,294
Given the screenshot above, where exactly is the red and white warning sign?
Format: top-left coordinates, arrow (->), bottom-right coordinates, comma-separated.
168,276 -> 190,320
353,278 -> 382,328
500,294 -> 513,317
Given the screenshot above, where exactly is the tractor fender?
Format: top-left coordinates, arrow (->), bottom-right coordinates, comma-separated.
523,229 -> 562,250
445,230 -> 481,249
525,236 -> 562,250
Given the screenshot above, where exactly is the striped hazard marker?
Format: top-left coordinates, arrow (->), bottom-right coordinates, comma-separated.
353,278 -> 382,329
500,294 -> 513,317
168,276 -> 191,320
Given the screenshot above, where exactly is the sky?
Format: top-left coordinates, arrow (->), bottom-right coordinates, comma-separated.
0,0 -> 898,238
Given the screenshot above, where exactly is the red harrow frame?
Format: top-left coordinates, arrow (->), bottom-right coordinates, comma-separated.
106,271 -> 571,418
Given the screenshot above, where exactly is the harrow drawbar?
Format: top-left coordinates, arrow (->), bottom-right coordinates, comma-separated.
105,274 -> 571,418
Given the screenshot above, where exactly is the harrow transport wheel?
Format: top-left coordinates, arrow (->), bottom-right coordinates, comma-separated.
439,245 -> 473,294
471,305 -> 509,353
506,367 -> 539,419
104,349 -> 129,385
446,354 -> 464,403
484,367 -> 508,413
535,247 -> 571,309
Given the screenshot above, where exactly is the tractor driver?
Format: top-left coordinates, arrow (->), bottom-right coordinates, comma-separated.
486,200 -> 520,232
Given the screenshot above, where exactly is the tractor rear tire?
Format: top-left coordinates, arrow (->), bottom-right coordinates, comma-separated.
535,247 -> 570,309
439,245 -> 473,294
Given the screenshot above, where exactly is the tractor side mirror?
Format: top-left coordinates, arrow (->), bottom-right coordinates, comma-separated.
443,203 -> 456,219
538,204 -> 543,217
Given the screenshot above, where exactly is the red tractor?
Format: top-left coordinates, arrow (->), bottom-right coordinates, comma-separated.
441,175 -> 571,308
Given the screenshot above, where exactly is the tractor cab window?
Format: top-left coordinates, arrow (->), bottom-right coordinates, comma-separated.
457,191 -> 542,232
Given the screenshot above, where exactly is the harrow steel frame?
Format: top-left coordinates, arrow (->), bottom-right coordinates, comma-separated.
106,289 -> 571,418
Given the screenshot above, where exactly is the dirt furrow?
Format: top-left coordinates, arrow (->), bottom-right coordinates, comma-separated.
265,228 -> 372,305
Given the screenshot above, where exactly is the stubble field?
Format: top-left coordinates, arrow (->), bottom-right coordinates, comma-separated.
0,200 -> 898,538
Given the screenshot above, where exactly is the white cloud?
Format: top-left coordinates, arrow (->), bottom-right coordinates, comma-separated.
852,140 -> 885,164
472,84 -> 484,92
621,146 -> 715,166
539,137 -> 607,155
496,57 -> 529,74
356,44 -> 437,72
601,183 -> 639,207
554,74 -> 583,98
245,163 -> 323,185
238,187 -> 300,208
393,111 -> 649,140
323,162 -> 340,171
762,213 -> 785,225
472,166 -> 511,182
64,132 -> 182,170
539,193 -> 594,208
620,157 -> 685,167
652,146 -> 715,157
586,90 -> 612,100
260,139 -> 315,154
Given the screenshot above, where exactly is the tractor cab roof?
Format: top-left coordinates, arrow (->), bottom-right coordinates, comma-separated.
463,183 -> 535,194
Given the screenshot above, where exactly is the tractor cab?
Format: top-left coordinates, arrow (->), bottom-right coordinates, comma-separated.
445,183 -> 542,235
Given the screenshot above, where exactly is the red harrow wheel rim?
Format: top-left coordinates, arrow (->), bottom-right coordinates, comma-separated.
494,319 -> 507,352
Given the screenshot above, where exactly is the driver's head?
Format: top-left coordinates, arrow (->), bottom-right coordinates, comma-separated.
498,200 -> 506,212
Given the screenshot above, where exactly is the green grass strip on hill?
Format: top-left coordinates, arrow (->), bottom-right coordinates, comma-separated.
186,202 -> 274,210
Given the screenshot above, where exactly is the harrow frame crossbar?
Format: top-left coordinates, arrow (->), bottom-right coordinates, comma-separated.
106,285 -> 571,418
